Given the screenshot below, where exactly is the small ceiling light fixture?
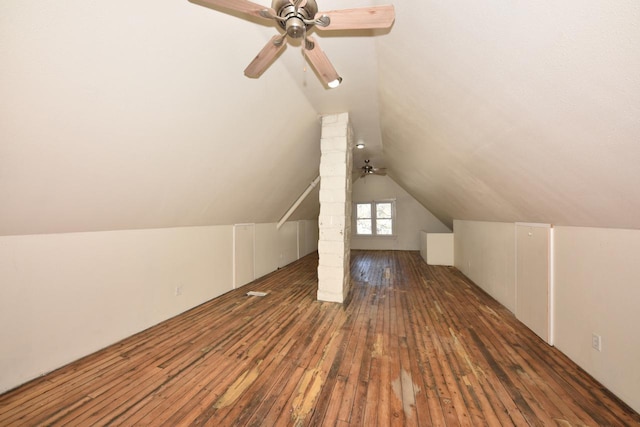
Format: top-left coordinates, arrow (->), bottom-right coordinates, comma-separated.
355,143 -> 365,149
328,77 -> 343,89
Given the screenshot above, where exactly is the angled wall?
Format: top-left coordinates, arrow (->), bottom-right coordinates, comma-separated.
378,0 -> 640,231
351,175 -> 450,250
0,0 -> 322,236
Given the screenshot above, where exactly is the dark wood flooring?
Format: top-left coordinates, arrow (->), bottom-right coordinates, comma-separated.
1,251 -> 639,426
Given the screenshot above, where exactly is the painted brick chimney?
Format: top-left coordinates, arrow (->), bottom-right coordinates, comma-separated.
317,113 -> 353,303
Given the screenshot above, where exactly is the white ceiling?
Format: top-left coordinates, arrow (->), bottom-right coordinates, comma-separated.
378,0 -> 640,229
1,0 -> 639,235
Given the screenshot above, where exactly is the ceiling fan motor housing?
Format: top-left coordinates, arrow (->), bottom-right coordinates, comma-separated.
272,0 -> 318,38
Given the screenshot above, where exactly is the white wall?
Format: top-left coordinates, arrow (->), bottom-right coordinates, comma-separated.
233,224 -> 255,288
255,223 -> 280,279
298,219 -> 320,259
425,233 -> 454,266
515,224 -> 552,344
454,220 -> 640,413
278,222 -> 300,268
0,219 -> 317,394
253,220 -> 318,278
554,226 -> 640,413
351,175 -> 450,250
0,226 -> 233,393
453,220 -> 516,312
302,220 -> 319,256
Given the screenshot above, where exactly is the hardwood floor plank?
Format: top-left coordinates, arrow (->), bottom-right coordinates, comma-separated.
309,297 -> 359,424
1,251 -> 639,426
398,292 -> 442,426
389,288 -> 411,426
212,311 -> 331,425
320,282 -> 370,425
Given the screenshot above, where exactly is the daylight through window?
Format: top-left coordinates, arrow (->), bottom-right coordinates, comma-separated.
355,201 -> 395,236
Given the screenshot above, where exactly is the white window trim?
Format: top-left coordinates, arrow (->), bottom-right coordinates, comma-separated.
353,199 -> 396,237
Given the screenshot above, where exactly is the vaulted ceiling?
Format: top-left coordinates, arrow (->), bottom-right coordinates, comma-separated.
1,0 -> 639,236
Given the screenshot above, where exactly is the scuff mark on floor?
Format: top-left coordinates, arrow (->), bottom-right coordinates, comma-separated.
289,328 -> 343,425
391,368 -> 420,420
214,360 -> 263,409
449,327 -> 482,380
372,333 -> 384,357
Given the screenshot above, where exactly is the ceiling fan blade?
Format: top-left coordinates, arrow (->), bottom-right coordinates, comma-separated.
315,5 -> 395,31
188,0 -> 275,21
244,35 -> 287,78
303,37 -> 342,89
293,0 -> 307,11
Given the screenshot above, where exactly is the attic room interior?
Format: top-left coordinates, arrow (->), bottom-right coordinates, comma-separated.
1,0 -> 639,425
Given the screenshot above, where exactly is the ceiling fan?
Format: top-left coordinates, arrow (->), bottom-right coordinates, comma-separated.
188,0 -> 395,88
360,159 -> 386,177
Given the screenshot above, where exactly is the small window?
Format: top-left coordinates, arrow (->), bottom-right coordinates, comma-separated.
356,203 -> 373,235
355,200 -> 395,236
375,202 -> 393,235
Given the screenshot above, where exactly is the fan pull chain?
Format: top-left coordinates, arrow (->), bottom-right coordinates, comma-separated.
301,27 -> 308,85
301,49 -> 308,86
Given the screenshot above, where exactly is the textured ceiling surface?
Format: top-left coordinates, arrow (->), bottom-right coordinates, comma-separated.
377,0 -> 640,229
1,0 -> 639,235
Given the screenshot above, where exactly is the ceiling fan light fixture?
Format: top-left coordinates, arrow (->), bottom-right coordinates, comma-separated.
328,77 -> 342,89
285,17 -> 306,38
189,0 -> 395,87
360,159 -> 387,177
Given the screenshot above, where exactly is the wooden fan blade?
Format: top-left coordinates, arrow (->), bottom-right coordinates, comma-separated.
293,0 -> 307,10
315,5 -> 395,30
303,37 -> 342,89
244,35 -> 287,78
188,0 -> 275,20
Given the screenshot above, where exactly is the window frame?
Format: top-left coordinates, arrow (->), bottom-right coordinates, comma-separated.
354,199 -> 396,237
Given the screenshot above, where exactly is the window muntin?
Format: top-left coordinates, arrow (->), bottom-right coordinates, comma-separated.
375,202 -> 393,235
355,200 -> 395,236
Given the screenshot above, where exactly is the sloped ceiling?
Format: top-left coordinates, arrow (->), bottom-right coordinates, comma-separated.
0,0 -> 326,235
377,0 -> 640,229
2,0 -> 639,236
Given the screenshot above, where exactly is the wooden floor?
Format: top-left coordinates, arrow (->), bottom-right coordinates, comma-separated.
1,251 -> 639,426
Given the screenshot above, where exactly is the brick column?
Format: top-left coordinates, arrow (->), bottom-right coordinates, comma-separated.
317,113 -> 353,303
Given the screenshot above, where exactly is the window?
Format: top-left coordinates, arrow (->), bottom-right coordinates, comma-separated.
355,200 -> 395,236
